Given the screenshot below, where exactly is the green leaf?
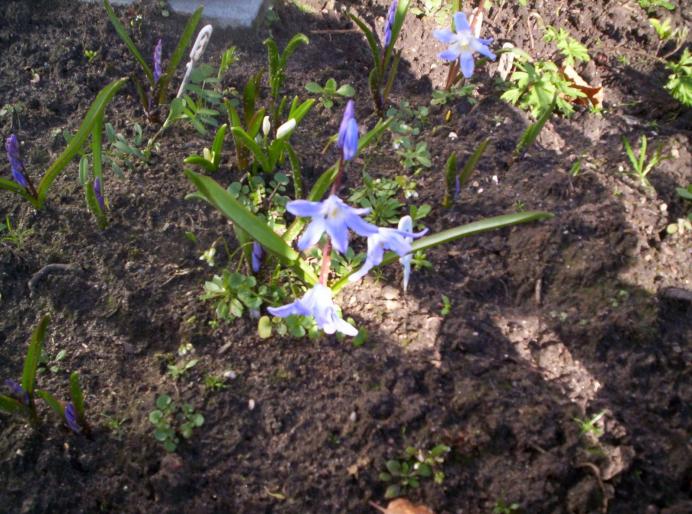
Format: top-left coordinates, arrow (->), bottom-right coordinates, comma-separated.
336,84 -> 355,97
287,97 -> 315,126
386,459 -> 402,475
384,484 -> 401,499
0,178 -> 39,208
69,371 -> 86,420
258,315 -> 272,339
37,77 -> 128,207
331,212 -> 553,293
514,100 -> 554,159
443,151 -> 458,208
382,0 -> 410,73
103,0 -> 153,84
36,389 -> 64,417
156,394 -> 172,410
0,394 -> 27,416
230,126 -> 271,171
185,170 -> 318,285
459,138 -> 490,188
305,82 -> 323,94
22,315 -> 50,395
349,13 -> 383,77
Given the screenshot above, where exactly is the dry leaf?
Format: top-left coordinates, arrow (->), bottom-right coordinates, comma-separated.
562,65 -> 604,109
370,498 -> 435,514
470,7 -> 484,38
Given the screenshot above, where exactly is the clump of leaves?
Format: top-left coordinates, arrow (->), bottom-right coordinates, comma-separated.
664,48 -> 692,107
622,134 -> 668,187
502,59 -> 586,117
379,444 -> 450,499
543,26 -> 590,66
149,394 -> 204,452
638,0 -> 675,14
0,215 -> 34,248
431,83 -> 476,106
305,78 -> 355,109
396,138 -> 432,170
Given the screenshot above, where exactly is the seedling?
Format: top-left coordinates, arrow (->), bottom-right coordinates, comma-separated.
543,26 -> 590,66
204,375 -> 227,391
664,48 -> 692,107
622,135 -> 668,187
397,138 -> 432,170
440,295 -> 452,316
379,444 -> 450,499
574,410 -> 606,438
493,499 -> 521,514
149,394 -> 204,452
638,0 -> 675,14
305,78 -> 355,109
0,215 -> 34,248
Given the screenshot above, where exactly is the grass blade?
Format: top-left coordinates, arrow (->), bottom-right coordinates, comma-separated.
0,178 -> 40,207
230,126 -> 270,171
36,389 -> 64,417
349,14 -> 383,77
0,395 -> 27,416
22,315 -> 50,395
69,372 -> 86,420
37,77 -> 128,206
103,0 -> 153,84
458,138 -> 490,187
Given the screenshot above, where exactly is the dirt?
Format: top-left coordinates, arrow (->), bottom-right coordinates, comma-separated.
0,0 -> 690,513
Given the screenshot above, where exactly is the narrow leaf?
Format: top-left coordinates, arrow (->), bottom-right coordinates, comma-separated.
22,315 -> 50,395
69,372 -> 86,420
36,389 -> 64,417
103,0 -> 153,84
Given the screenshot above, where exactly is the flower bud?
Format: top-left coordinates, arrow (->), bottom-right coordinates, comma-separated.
262,116 -> 271,137
276,118 -> 296,140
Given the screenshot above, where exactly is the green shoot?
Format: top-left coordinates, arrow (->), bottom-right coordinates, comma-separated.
622,135 -> 668,187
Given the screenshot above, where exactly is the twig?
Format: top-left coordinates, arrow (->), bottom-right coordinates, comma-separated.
28,263 -> 79,296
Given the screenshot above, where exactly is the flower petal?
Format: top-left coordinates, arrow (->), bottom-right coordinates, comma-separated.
325,215 -> 350,254
473,40 -> 496,61
267,301 -> 303,318
344,210 -> 379,237
439,48 -> 459,62
460,52 -> 475,78
433,28 -> 456,44
454,12 -> 471,32
332,317 -> 358,337
287,199 -> 323,217
297,218 -> 327,251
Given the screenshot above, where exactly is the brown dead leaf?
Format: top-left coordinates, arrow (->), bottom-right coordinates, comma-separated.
562,65 -> 604,109
370,498 -> 435,514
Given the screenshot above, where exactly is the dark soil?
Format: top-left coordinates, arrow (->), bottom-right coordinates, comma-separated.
1,1 -> 690,513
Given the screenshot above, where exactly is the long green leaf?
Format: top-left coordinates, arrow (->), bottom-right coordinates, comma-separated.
157,6 -> 203,104
513,101 -> 554,160
458,138 -> 489,187
69,372 -> 86,420
0,395 -> 27,416
36,389 -> 64,417
185,171 -> 318,284
287,98 -> 315,126
37,77 -> 128,206
0,178 -> 40,207
230,126 -> 270,171
286,143 -> 303,199
103,0 -> 153,84
280,33 -> 309,68
443,152 -> 457,208
349,14 -> 382,77
211,123 -> 228,169
382,0 -> 410,75
22,315 -> 50,395
331,211 -> 553,293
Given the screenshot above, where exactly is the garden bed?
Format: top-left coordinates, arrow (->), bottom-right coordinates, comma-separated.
0,0 -> 690,513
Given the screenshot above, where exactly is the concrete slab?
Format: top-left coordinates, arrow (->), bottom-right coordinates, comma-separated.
83,0 -> 265,27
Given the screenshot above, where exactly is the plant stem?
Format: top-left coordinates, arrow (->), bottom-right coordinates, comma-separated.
318,156 -> 346,285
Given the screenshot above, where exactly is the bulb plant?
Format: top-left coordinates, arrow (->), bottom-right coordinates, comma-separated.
187,95 -> 553,339
0,316 -> 90,435
350,0 -> 411,117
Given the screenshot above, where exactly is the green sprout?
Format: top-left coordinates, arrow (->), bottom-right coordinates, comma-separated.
305,78 -> 355,109
622,135 -> 668,187
379,444 -> 450,499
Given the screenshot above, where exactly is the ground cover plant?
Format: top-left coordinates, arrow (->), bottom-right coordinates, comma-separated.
0,0 -> 690,513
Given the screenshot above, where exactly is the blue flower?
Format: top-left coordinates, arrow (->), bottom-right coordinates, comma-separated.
5,134 -> 29,188
251,241 -> 263,273
434,12 -> 496,78
268,284 -> 357,336
337,100 -> 359,161
4,379 -> 29,405
348,217 -> 427,283
153,39 -> 163,84
287,195 -> 378,254
384,1 -> 398,48
64,402 -> 82,434
397,215 -> 414,292
93,177 -> 105,211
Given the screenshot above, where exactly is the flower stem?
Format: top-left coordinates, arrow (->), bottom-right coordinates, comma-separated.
318,156 -> 346,285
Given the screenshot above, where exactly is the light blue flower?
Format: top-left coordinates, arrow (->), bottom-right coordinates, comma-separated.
397,215 -> 414,292
348,217 -> 427,283
268,284 -> 358,336
287,195 -> 378,254
337,100 -> 358,161
434,12 -> 496,78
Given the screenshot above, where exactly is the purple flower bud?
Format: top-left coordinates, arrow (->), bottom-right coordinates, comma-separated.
251,241 -> 263,273
153,39 -> 163,84
93,177 -> 105,211
64,402 -> 82,434
337,101 -> 358,162
4,379 -> 29,405
454,174 -> 461,199
384,0 -> 398,48
5,134 -> 29,188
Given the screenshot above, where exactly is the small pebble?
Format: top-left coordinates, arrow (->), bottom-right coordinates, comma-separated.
660,203 -> 667,213
349,411 -> 357,422
248,399 -> 256,410
492,175 -> 499,184
223,370 -> 237,380
448,131 -> 458,140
